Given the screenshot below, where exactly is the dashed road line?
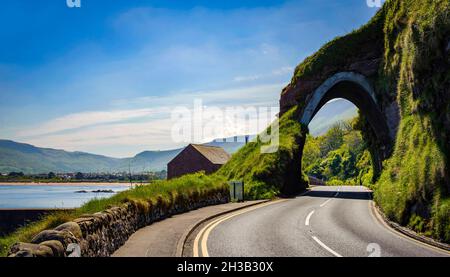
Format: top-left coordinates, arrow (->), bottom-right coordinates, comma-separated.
195,187 -> 347,257
320,187 -> 340,207
305,210 -> 315,226
320,198 -> 332,207
312,236 -> 343,257
309,188 -> 344,257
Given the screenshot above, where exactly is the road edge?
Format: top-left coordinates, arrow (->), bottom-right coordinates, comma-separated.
179,189 -> 312,257
370,200 -> 450,253
175,199 -> 271,257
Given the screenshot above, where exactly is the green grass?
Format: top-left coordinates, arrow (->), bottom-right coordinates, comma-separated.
0,173 -> 227,257
217,107 -> 308,199
2,0 -> 450,256
290,5 -> 385,85
222,0 -> 450,242
373,0 -> 450,242
0,108 -> 307,256
375,116 -> 447,236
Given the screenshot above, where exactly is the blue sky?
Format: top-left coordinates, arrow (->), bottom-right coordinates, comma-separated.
0,0 -> 379,157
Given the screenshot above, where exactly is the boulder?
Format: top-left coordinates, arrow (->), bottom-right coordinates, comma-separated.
8,242 -> 53,257
40,240 -> 65,257
54,222 -> 82,239
31,229 -> 78,248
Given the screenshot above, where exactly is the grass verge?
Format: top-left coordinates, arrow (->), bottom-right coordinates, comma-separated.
217,107 -> 308,199
0,173 -> 227,257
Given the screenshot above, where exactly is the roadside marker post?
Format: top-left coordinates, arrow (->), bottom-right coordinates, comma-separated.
229,181 -> 245,202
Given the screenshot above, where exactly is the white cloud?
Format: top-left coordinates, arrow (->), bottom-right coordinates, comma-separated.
112,83 -> 284,108
16,83 -> 283,157
233,75 -> 262,82
17,108 -> 169,138
26,107 -> 275,156
233,66 -> 294,83
272,66 -> 294,76
2,0 -> 377,157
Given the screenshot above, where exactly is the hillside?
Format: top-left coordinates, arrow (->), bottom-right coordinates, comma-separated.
0,138 -> 248,174
0,140 -> 121,174
116,149 -> 183,173
220,0 -> 450,242
0,98 -> 355,175
308,99 -> 357,136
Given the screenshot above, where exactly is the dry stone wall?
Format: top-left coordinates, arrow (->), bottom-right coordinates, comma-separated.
8,187 -> 229,257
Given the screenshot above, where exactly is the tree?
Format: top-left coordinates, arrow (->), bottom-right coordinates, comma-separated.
344,131 -> 365,155
319,122 -> 346,157
75,172 -> 84,180
302,135 -> 321,169
326,150 -> 343,177
48,172 -> 56,179
303,117 -> 374,185
8,172 -> 24,177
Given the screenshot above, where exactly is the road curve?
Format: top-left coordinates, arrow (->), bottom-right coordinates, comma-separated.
193,186 -> 449,257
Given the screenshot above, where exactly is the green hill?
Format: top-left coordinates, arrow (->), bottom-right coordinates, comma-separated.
0,138 -> 248,174
0,140 -> 121,174
220,0 -> 450,242
308,99 -> 357,136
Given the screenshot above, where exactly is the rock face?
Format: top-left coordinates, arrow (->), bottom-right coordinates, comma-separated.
8,187 -> 229,257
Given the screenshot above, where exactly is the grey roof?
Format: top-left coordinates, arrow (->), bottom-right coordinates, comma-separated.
190,144 -> 231,165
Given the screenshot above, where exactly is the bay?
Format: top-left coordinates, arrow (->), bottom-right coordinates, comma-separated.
0,184 -> 130,209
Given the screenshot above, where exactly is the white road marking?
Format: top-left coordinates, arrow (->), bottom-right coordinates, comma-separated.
312,236 -> 343,257
305,210 -> 315,226
320,199 -> 332,207
319,187 -> 340,207
193,200 -> 286,257
334,187 -> 341,197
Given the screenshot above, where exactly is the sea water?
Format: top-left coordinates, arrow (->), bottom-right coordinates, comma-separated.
0,184 -> 130,209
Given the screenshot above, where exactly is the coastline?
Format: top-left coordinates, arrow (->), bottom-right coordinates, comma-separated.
0,182 -> 142,186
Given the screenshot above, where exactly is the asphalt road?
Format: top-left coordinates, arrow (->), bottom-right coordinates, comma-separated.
193,186 -> 449,257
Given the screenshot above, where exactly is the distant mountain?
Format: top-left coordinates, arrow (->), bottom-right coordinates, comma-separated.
308,99 -> 358,136
0,140 -> 122,174
0,137 -> 248,175
117,149 -> 183,173
0,99 -> 354,174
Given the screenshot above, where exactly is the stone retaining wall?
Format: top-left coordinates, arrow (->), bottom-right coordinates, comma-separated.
8,187 -> 229,257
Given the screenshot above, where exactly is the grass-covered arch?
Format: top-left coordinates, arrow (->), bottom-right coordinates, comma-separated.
221,0 -> 450,242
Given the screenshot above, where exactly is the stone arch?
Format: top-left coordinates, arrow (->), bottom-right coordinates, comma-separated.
301,72 -> 376,124
280,72 -> 393,195
300,72 -> 391,148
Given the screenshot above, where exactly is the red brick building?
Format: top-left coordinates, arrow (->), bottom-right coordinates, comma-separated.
167,144 -> 231,179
